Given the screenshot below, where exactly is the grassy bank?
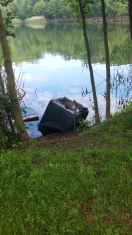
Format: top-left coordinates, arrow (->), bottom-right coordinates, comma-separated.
24,16 -> 47,23
12,16 -> 47,23
0,104 -> 132,234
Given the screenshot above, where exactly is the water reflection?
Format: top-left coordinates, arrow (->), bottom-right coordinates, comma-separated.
9,23 -> 131,65
14,53 -> 131,138
111,64 -> 132,109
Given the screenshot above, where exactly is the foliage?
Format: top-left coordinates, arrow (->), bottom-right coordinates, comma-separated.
0,0 -> 14,7
0,92 -> 17,148
120,97 -> 132,112
64,0 -> 93,25
4,10 -> 15,37
90,0 -> 128,17
0,102 -> 132,234
104,0 -> 128,16
0,0 -> 15,37
78,118 -> 90,129
0,90 -> 30,148
0,0 -> 129,20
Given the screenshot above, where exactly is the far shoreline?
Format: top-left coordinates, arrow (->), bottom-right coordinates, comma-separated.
12,15 -> 129,25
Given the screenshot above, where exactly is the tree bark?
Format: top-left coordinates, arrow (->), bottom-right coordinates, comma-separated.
0,71 -> 16,135
0,10 -> 29,141
101,0 -> 111,119
0,71 -> 8,137
128,0 -> 132,39
0,70 -> 5,94
77,0 -> 101,124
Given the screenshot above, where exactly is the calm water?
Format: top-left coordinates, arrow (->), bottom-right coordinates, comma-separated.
9,22 -> 132,138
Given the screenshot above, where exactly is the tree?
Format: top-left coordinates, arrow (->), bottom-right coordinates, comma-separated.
33,0 -> 46,16
0,69 -> 16,137
128,0 -> 132,39
101,0 -> 111,119
1,0 -> 130,20
10,0 -> 28,20
105,0 -> 128,16
65,0 -> 100,124
0,9 -> 29,140
78,0 -> 101,123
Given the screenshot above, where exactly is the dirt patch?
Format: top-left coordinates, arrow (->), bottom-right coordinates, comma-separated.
35,129 -> 87,150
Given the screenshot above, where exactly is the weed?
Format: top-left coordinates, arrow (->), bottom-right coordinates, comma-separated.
78,119 -> 91,129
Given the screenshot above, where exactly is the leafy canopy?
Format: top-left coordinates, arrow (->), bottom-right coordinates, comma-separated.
0,0 -> 14,7
0,0 -> 15,37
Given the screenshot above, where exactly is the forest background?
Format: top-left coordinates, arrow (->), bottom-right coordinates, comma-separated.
1,0 -> 129,20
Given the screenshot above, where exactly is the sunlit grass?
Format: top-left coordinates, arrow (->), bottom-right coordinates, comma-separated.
25,16 -> 47,22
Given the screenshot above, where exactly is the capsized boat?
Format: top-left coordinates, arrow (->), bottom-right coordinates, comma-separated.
38,97 -> 89,135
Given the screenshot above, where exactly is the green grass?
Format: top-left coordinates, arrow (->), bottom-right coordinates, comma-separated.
0,104 -> 132,234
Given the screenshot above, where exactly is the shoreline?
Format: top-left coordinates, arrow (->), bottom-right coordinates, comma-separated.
12,15 -> 129,25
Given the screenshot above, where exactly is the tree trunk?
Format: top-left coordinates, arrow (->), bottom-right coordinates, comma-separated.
0,71 -> 8,138
101,0 -> 111,119
0,70 -> 5,94
77,0 -> 101,124
0,10 -> 29,141
0,71 -> 16,135
128,0 -> 132,39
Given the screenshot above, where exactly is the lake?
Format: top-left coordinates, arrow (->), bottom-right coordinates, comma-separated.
9,22 -> 132,138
